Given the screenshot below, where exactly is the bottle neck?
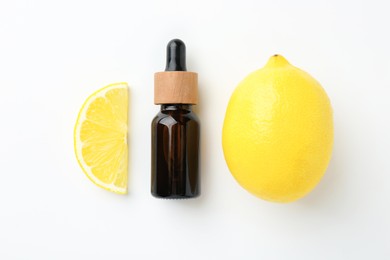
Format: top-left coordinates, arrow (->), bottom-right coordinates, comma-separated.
160,104 -> 192,112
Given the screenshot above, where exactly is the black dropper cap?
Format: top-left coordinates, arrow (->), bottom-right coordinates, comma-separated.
165,39 -> 187,71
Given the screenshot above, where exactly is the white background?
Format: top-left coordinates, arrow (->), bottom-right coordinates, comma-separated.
0,0 -> 389,259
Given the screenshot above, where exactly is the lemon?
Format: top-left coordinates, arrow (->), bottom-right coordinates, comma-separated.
74,82 -> 128,194
222,55 -> 333,203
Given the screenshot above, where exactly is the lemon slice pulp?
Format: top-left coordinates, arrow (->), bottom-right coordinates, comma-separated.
74,82 -> 128,194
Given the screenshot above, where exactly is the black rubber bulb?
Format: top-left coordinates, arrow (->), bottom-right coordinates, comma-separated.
165,39 -> 187,71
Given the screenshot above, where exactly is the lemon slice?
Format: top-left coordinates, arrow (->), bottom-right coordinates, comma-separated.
74,82 -> 128,194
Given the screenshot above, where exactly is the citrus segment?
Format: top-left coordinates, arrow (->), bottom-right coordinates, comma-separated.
74,83 -> 128,194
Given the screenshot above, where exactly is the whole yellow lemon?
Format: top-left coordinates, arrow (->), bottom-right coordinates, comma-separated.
222,55 -> 333,203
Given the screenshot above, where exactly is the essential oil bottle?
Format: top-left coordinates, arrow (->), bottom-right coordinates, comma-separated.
151,39 -> 200,199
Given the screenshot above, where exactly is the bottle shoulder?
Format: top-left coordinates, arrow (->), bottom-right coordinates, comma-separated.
152,110 -> 199,126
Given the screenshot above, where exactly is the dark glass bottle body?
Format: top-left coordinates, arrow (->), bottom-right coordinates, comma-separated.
151,104 -> 200,199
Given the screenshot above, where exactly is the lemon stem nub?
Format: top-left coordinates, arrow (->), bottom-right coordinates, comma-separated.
265,54 -> 290,68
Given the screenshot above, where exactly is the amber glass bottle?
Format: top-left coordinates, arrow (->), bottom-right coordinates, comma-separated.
151,39 -> 200,199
